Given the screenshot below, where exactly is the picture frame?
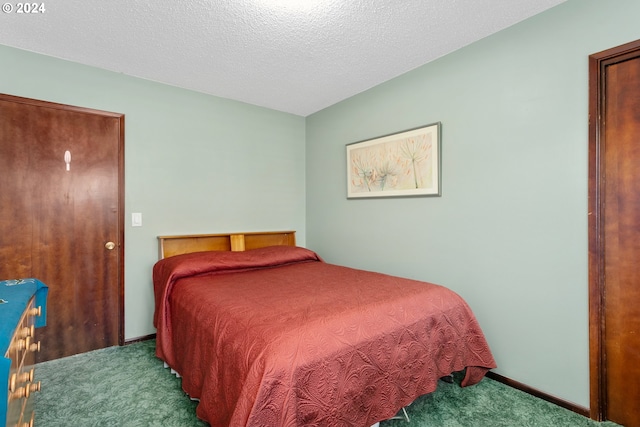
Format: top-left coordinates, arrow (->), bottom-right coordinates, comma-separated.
346,122 -> 441,198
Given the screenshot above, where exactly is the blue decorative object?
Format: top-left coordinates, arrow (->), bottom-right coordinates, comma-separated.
0,278 -> 48,425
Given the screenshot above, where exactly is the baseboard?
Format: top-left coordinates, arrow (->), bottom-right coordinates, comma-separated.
124,333 -> 157,345
485,371 -> 590,418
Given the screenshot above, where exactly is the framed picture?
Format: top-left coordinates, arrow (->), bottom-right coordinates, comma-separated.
346,122 -> 441,198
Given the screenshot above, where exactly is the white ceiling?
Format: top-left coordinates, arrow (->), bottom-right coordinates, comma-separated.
0,0 -> 566,116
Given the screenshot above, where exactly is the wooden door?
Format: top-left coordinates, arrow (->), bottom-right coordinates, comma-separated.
589,40 -> 640,426
0,94 -> 124,361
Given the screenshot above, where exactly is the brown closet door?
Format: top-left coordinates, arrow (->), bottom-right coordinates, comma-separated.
602,54 -> 640,427
592,48 -> 640,426
0,94 -> 124,361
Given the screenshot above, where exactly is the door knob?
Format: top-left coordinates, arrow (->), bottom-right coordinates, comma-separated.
105,241 -> 116,250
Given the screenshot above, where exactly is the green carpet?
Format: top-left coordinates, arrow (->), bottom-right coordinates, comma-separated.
34,340 -> 619,427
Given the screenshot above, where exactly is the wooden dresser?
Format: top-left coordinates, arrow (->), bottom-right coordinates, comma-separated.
1,279 -> 48,427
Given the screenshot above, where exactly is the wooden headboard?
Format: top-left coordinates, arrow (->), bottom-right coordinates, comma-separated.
157,230 -> 296,259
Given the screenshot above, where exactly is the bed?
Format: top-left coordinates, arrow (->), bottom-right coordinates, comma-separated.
152,231 -> 496,427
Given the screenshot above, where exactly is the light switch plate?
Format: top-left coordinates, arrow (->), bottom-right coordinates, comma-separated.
132,212 -> 142,227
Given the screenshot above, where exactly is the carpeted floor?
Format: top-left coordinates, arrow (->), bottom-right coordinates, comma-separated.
34,340 -> 620,427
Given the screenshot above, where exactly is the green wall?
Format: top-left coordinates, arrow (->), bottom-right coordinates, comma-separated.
0,45 -> 306,340
305,0 -> 640,408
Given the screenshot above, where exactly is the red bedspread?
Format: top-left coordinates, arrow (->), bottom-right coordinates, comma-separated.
153,246 -> 496,427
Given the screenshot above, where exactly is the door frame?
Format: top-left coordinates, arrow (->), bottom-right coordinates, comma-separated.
0,93 -> 125,347
588,39 -> 640,421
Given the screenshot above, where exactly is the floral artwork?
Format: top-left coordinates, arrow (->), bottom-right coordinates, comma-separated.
346,123 -> 441,198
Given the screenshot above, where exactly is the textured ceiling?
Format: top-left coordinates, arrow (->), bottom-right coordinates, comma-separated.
0,0 -> 566,116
